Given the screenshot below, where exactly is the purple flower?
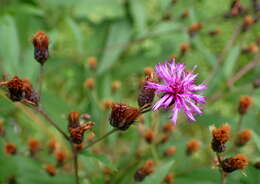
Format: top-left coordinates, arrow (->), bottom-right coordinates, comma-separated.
145,60 -> 206,125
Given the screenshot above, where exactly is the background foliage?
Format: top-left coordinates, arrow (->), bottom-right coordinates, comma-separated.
0,0 -> 260,183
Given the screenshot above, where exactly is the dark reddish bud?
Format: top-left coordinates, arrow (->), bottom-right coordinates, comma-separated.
253,77 -> 260,88
180,10 -> 189,19
143,129 -> 155,144
0,76 -> 39,105
69,122 -> 95,144
254,161 -> 260,169
235,129 -> 252,147
186,139 -> 201,155
28,139 -> 40,157
5,143 -> 17,155
164,146 -> 176,157
238,96 -> 253,115
211,124 -> 231,153
32,32 -> 49,65
222,154 -> 248,173
164,173 -> 174,184
45,164 -> 56,176
134,160 -> 154,182
55,150 -> 67,167
109,103 -> 140,130
242,16 -> 254,32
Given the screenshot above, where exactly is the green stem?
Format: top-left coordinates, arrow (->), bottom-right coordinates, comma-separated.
84,128 -> 118,150
216,153 -> 227,184
71,144 -> 79,184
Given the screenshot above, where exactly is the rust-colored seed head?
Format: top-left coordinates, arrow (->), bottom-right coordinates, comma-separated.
55,150 -> 67,167
181,9 -> 189,19
138,75 -> 155,108
235,129 -> 252,147
45,164 -> 56,176
143,129 -> 155,144
238,96 -> 253,115
134,160 -> 154,182
48,139 -> 58,154
164,146 -> 176,156
222,154 -> 249,173
5,143 -> 17,155
254,161 -> 260,169
109,103 -> 140,130
32,32 -> 49,65
186,139 -> 201,155
180,43 -> 190,53
211,124 -> 231,153
87,57 -> 97,70
68,111 -> 80,129
111,81 -> 121,92
28,139 -> 40,156
243,43 -> 259,54
253,77 -> 260,88
163,122 -> 174,133
242,16 -> 254,32
160,135 -> 170,144
164,173 -> 174,184
188,23 -> 203,36
69,122 -> 95,144
84,78 -> 95,89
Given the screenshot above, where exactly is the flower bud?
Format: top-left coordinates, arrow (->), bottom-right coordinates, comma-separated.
188,23 -> 203,37
162,122 -> 174,133
55,150 -> 67,167
160,135 -> 170,144
254,161 -> 260,169
48,139 -> 58,154
242,16 -> 254,32
45,164 -> 56,176
5,143 -> 17,155
211,124 -> 231,153
28,139 -> 40,157
209,29 -> 221,36
87,57 -> 97,70
143,129 -> 155,144
69,122 -> 95,144
138,75 -> 155,109
109,103 -> 140,130
84,78 -> 95,89
102,99 -> 113,110
238,96 -> 253,115
164,173 -> 174,184
222,154 -> 248,173
180,10 -> 189,19
81,113 -> 91,121
68,111 -> 80,129
243,43 -> 258,54
164,146 -> 176,157
111,81 -> 121,92
32,32 -> 49,65
134,160 -> 154,182
186,139 -> 201,155
180,43 -> 190,54
235,129 -> 252,147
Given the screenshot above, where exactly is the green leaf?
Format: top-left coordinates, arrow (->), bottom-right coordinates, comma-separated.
223,46 -> 240,78
81,151 -> 118,171
140,161 -> 174,184
97,20 -> 132,74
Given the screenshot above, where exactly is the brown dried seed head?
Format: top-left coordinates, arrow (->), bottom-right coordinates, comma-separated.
181,9 -> 189,19
68,111 -> 80,128
222,154 -> 249,173
164,173 -> 174,184
134,160 -> 154,182
55,150 -> 67,166
48,139 -> 58,154
5,143 -> 17,155
84,78 -> 95,89
235,129 -> 252,146
186,139 -> 201,155
87,57 -> 97,70
188,23 -> 203,36
243,15 -> 254,26
143,129 -> 155,144
32,32 -> 49,64
180,43 -> 190,53
163,122 -> 174,133
109,103 -> 140,130
28,139 -> 40,156
45,164 -> 56,176
69,122 -> 95,144
212,124 -> 231,144
164,146 -> 176,156
160,135 -> 170,144
111,81 -> 121,92
238,96 -> 253,115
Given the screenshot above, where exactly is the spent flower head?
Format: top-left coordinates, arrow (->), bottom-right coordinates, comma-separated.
145,59 -> 206,124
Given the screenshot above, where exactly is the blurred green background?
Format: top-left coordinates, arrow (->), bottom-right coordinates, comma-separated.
0,0 -> 260,183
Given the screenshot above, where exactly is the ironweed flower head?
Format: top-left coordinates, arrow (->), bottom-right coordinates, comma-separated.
238,96 -> 253,115
32,31 -> 49,65
5,143 -> 17,155
186,139 -> 201,155
28,138 -> 40,157
222,154 -> 248,173
211,124 -> 231,153
235,129 -> 252,147
145,60 -> 206,125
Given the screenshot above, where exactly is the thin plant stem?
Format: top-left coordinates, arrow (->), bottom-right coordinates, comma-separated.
34,106 -> 70,141
84,128 -> 118,150
71,144 -> 79,184
38,64 -> 44,98
216,153 -> 227,184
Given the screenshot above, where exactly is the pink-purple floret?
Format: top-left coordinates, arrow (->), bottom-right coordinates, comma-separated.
145,60 -> 207,125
